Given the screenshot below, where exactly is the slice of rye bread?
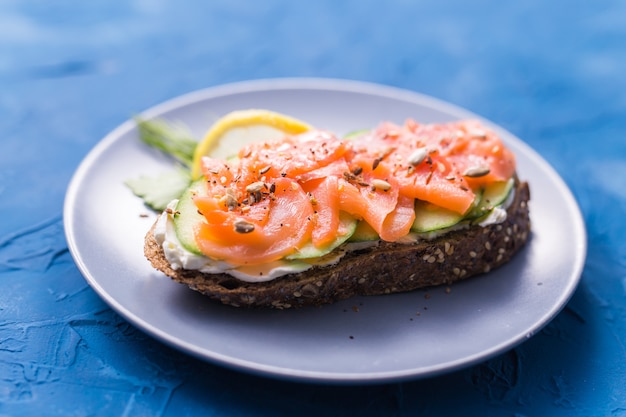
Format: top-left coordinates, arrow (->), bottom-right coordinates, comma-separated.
144,180 -> 530,309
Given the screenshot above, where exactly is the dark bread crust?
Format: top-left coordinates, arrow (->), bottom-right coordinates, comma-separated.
145,180 -> 530,308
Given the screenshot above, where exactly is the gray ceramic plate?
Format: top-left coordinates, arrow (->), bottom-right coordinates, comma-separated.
64,78 -> 586,384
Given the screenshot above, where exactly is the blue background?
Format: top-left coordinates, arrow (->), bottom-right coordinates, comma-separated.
1,0 -> 626,415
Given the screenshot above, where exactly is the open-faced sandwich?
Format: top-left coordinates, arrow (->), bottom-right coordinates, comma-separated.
138,110 -> 530,308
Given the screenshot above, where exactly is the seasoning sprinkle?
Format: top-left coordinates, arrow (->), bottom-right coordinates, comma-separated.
219,193 -> 238,211
259,165 -> 271,175
343,171 -> 355,181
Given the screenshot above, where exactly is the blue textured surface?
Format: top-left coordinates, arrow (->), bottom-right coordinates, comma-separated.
1,0 -> 625,415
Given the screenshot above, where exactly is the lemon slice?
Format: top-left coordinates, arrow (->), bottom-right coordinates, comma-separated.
191,109 -> 312,178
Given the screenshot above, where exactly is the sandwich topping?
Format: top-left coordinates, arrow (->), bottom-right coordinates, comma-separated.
154,117 -> 517,282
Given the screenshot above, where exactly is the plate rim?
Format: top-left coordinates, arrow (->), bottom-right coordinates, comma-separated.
64,77 -> 587,384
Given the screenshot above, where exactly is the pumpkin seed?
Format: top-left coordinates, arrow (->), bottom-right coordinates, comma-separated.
371,179 -> 392,191
246,181 -> 265,193
463,166 -> 491,178
234,220 -> 255,234
407,147 -> 428,166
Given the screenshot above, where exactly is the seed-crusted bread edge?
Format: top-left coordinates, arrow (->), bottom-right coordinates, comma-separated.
144,180 -> 530,309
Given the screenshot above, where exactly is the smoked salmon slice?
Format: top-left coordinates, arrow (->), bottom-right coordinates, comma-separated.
192,120 -> 516,265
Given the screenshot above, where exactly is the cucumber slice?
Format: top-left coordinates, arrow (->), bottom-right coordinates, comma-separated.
411,200 -> 465,233
173,180 -> 207,255
348,220 -> 380,242
466,178 -> 514,219
285,212 -> 358,260
343,129 -> 370,140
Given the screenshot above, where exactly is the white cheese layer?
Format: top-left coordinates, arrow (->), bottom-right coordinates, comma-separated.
478,185 -> 516,227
